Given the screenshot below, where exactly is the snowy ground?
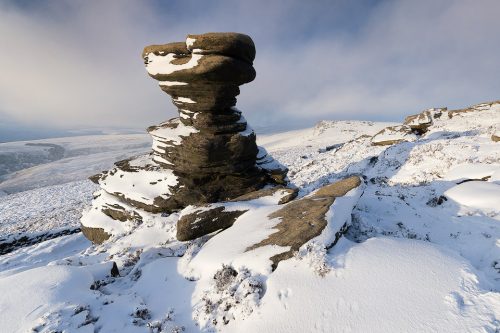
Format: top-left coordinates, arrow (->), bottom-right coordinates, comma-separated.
0,134 -> 150,193
0,107 -> 499,332
0,134 -> 151,253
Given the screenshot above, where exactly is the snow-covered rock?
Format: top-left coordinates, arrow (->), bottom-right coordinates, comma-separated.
371,125 -> 417,146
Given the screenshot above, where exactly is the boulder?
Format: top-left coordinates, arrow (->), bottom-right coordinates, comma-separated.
246,176 -> 362,269
81,225 -> 111,245
177,186 -> 298,241
177,206 -> 247,241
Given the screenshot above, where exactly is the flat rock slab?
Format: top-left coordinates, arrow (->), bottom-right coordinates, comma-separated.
177,186 -> 298,241
247,176 -> 362,269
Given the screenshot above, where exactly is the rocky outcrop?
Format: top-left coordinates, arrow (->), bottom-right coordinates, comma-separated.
448,100 -> 500,119
403,109 -> 435,134
492,132 -> 500,142
246,176 -> 363,269
372,107 -> 449,146
80,33 -> 288,243
371,125 -> 417,146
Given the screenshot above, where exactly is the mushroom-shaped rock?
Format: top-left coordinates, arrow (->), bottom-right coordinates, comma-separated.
80,32 -> 288,244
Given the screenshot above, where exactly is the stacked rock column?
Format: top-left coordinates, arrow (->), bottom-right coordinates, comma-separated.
143,33 -> 269,206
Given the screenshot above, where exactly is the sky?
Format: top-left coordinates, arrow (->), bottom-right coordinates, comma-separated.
1,0 -> 500,141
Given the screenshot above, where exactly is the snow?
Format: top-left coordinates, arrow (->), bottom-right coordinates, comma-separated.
0,180 -> 96,244
0,264 -> 94,333
100,160 -> 178,206
0,233 -> 90,277
187,203 -> 289,278
149,119 -> 199,146
238,123 -> 255,137
445,163 -> 500,182
158,81 -> 188,86
186,37 -> 196,48
405,110 -> 432,127
444,181 -> 500,211
228,237 -> 500,333
174,96 -> 196,104
145,53 -> 203,76
0,134 -> 150,193
80,192 -> 129,235
258,120 -> 394,151
491,169 -> 500,182
313,184 -> 364,247
0,101 -> 499,332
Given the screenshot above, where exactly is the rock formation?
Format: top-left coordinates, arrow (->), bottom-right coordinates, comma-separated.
371,107 -> 445,146
371,125 -> 417,146
143,32 -> 287,206
81,33 -> 288,244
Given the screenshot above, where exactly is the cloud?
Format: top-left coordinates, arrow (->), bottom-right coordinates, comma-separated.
0,0 -> 499,134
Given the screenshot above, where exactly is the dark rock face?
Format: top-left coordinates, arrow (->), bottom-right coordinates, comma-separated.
177,207 -> 247,242
80,32 -> 288,244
